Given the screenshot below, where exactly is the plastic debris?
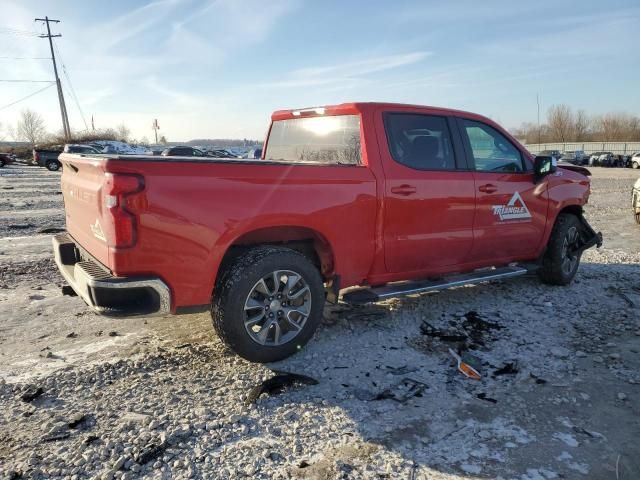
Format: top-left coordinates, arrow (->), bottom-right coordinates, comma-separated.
375,378 -> 428,403
420,321 -> 467,342
449,348 -> 481,380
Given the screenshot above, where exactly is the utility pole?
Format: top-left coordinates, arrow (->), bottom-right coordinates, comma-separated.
536,93 -> 541,145
35,16 -> 71,139
152,119 -> 160,144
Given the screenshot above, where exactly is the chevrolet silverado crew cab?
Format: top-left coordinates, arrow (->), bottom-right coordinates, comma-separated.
53,103 -> 602,362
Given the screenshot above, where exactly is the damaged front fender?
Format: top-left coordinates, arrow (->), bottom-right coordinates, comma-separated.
574,214 -> 603,255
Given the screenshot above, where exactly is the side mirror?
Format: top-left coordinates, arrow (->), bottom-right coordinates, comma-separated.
534,155 -> 557,183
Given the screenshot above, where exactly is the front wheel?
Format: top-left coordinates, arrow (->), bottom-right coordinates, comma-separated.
539,213 -> 583,286
46,160 -> 60,171
211,246 -> 325,363
633,161 -> 639,170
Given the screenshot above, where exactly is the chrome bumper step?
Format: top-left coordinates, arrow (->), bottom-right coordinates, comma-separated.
52,233 -> 171,317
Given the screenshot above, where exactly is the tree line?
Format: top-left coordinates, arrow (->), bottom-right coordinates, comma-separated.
0,109 -> 165,148
512,104 -> 640,144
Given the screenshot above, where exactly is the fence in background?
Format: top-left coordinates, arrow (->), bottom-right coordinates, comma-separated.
524,142 -> 640,155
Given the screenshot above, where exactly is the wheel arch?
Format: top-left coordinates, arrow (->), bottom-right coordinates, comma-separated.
539,203 -> 584,258
215,225 -> 336,288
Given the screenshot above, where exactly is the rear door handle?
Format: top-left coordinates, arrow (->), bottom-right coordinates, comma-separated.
390,184 -> 417,196
478,184 -> 497,193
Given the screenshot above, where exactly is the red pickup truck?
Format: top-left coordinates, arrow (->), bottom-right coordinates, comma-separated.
53,103 -> 601,362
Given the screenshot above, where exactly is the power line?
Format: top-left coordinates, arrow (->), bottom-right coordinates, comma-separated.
0,79 -> 55,82
0,56 -> 51,60
0,27 -> 41,37
0,83 -> 56,112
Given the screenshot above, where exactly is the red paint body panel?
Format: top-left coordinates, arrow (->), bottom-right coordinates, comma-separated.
58,102 -> 592,313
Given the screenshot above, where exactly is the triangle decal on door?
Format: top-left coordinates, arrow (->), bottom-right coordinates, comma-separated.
491,191 -> 532,221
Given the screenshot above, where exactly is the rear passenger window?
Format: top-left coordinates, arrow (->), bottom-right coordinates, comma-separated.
460,119 -> 525,172
383,113 -> 456,170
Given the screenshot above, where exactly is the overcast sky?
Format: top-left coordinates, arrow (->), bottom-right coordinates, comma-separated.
0,0 -> 638,142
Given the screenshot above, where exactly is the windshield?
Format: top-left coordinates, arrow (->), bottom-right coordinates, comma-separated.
265,114 -> 361,165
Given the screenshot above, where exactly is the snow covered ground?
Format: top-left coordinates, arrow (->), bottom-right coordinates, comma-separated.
0,164 -> 638,479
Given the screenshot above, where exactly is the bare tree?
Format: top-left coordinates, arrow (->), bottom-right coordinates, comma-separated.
159,135 -> 167,145
546,104 -> 574,142
139,136 -> 150,146
16,109 -> 47,146
115,123 -> 131,142
573,109 -> 590,141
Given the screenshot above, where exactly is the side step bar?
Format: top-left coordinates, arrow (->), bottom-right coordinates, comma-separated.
342,266 -> 530,304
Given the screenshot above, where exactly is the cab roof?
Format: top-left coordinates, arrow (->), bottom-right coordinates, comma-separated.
271,102 -> 493,124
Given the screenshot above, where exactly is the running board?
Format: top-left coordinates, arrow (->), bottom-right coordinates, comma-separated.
342,266 -> 530,304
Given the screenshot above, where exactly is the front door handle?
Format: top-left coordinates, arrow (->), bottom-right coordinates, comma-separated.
390,184 -> 417,196
478,184 -> 497,193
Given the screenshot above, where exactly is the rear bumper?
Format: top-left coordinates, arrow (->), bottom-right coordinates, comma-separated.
52,233 -> 171,317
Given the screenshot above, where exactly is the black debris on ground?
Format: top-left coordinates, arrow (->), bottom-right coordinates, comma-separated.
21,386 -> 44,403
476,393 -> 498,404
245,372 -> 319,404
61,286 -> 77,297
374,378 -> 428,403
493,362 -> 519,377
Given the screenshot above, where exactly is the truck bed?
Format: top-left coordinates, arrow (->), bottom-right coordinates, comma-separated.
58,153 -> 378,310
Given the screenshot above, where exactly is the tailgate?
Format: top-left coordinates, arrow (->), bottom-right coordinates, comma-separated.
60,154 -> 111,269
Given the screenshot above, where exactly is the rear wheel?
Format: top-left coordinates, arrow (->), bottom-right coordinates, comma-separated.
539,213 -> 583,286
0,158 -> 5,168
46,160 -> 60,171
211,246 -> 325,363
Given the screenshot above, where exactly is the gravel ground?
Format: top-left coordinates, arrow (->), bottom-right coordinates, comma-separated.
0,164 -> 639,480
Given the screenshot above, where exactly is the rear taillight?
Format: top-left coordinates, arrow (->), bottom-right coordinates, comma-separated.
102,173 -> 144,248
34,151 -> 40,162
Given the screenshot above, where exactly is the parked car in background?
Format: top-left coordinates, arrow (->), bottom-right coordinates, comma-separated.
539,149 -> 562,159
161,146 -> 207,157
207,149 -> 237,158
630,152 -> 640,169
632,176 -> 640,224
64,144 -> 102,155
246,148 -> 263,159
33,145 -> 64,171
588,151 -> 614,167
34,144 -> 102,171
0,152 -> 17,167
561,150 -> 587,165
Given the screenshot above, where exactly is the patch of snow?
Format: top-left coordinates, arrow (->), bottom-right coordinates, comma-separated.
552,432 -> 579,447
460,463 -> 482,474
567,462 -> 589,475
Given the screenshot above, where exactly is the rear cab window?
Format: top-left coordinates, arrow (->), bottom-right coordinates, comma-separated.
383,113 -> 457,170
264,114 -> 361,165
